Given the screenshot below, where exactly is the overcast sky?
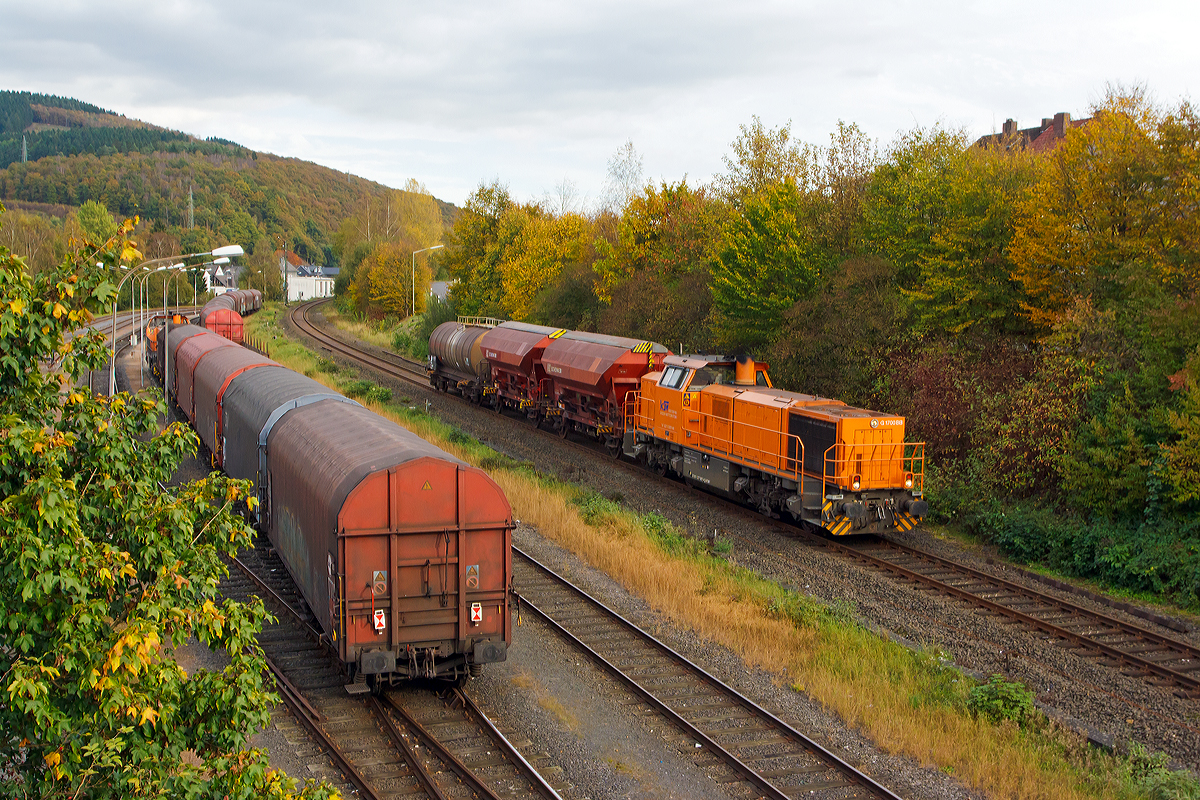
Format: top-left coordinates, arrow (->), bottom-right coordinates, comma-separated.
3,1 -> 1196,208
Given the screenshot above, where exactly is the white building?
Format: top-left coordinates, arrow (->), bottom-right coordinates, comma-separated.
278,249 -> 338,302
287,274 -> 335,302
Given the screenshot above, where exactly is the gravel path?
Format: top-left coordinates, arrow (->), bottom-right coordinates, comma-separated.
292,310 -> 1200,774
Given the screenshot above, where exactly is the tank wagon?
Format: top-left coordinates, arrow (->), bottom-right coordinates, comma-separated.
198,289 -> 261,344
162,324 -> 514,687
429,318 -> 670,454
627,354 -> 927,535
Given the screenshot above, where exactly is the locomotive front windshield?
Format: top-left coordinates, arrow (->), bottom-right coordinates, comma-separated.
688,364 -> 735,387
660,366 -> 688,389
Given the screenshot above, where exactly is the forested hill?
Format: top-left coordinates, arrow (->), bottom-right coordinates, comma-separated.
0,90 -> 456,265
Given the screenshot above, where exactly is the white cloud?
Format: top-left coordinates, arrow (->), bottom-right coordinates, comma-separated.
1,0 -> 1196,205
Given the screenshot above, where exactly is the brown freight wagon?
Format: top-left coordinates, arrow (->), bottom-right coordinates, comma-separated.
189,346 -> 515,687
478,320 -> 560,420
538,330 -> 670,453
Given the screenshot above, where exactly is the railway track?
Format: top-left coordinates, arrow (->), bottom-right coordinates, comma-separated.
223,540 -> 562,800
285,300 -> 1200,702
513,546 -> 900,799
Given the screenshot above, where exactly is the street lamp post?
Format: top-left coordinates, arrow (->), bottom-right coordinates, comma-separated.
117,244 -> 244,400
110,265 -> 150,396
412,245 -> 444,317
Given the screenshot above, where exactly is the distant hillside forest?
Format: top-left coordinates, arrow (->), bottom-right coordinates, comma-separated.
350,86 -> 1200,609
0,90 -> 457,277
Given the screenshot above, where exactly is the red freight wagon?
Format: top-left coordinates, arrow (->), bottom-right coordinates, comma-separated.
191,345 -> 280,466
539,330 -> 669,452
173,328 -> 237,423
478,321 -> 559,420
265,401 -> 512,686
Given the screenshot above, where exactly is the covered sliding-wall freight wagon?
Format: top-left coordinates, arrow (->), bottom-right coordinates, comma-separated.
163,323 -> 514,686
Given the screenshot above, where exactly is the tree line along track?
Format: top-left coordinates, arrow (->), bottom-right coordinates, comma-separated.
223,540 -> 563,800
513,546 -> 901,800
286,299 -> 1200,702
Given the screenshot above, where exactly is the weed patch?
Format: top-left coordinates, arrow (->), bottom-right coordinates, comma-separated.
968,674 -> 1035,726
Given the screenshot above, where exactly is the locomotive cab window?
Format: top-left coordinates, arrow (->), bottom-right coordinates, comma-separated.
756,370 -> 768,387
689,364 -> 735,388
660,366 -> 689,390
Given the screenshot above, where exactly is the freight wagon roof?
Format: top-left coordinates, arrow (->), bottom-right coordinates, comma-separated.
269,401 -> 487,540
541,333 -> 668,388
498,321 -> 559,336
219,364 -> 339,483
557,329 -> 668,352
480,322 -> 558,367
192,346 -> 282,464
166,324 -> 207,359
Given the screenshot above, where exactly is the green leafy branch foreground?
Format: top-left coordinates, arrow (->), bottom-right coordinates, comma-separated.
0,204 -> 334,798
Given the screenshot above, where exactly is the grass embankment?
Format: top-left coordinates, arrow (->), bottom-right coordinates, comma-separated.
247,303 -> 1197,800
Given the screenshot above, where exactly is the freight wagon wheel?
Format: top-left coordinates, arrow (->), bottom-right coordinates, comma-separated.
557,419 -> 570,439
605,438 -> 621,459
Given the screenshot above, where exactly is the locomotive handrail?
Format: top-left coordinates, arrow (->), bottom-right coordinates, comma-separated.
626,390 -> 806,490
822,441 -> 925,498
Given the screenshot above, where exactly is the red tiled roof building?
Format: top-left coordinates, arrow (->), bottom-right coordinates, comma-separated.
975,111 -> 1092,152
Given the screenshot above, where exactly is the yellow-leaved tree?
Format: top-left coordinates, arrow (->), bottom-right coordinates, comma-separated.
1009,87 -> 1200,327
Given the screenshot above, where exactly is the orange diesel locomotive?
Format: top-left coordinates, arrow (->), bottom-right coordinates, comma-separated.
624,355 -> 927,535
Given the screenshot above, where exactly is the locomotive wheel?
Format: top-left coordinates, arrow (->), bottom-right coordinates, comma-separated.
653,458 -> 668,477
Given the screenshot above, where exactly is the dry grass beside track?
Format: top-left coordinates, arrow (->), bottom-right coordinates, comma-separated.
247,304 -> 1162,800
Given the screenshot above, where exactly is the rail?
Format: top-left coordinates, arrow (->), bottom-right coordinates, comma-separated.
822,441 -> 925,497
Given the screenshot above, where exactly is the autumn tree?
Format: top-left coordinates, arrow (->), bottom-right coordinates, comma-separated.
1009,87 -> 1200,327
0,206 -> 61,273
443,181 -> 516,317
714,116 -> 817,206
337,180 -> 443,318
501,209 -> 592,321
710,179 -> 828,348
0,204 -> 332,800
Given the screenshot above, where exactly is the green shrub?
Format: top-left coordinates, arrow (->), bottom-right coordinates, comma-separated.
446,427 -> 471,445
574,492 -> 621,523
966,501 -> 1200,610
315,356 -> 339,373
1122,742 -> 1200,800
365,386 -> 392,404
967,674 -> 1034,725
343,379 -> 374,399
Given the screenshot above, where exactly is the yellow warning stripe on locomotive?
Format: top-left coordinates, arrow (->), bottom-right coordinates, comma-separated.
632,341 -> 653,353
823,510 -> 919,536
828,517 -> 854,536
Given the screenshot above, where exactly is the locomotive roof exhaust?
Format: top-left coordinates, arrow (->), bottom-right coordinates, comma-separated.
735,354 -> 757,386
